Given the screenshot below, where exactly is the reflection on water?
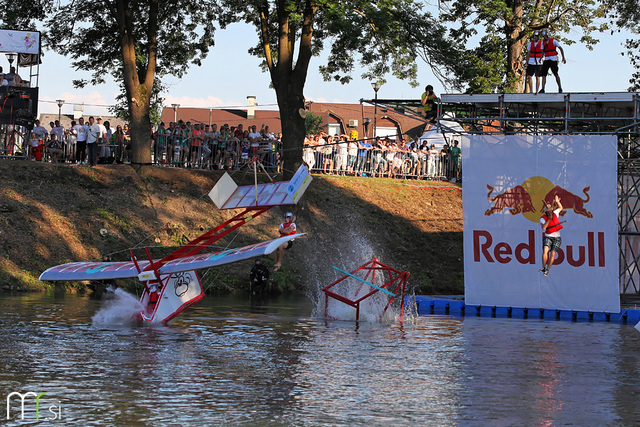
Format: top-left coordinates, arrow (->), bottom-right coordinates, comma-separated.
2,292 -> 640,425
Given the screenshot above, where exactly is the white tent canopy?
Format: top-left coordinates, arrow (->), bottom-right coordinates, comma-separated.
418,120 -> 466,150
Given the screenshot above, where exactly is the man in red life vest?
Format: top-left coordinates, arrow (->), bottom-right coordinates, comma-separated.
525,31 -> 544,94
540,195 -> 564,276
147,283 -> 160,313
273,212 -> 296,271
538,29 -> 566,93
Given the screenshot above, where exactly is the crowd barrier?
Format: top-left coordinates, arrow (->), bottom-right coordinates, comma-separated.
303,142 -> 461,181
0,128 -> 462,181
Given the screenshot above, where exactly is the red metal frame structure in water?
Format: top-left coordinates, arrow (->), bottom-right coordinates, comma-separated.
322,258 -> 410,322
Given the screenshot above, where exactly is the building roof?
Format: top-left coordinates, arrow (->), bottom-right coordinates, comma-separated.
38,113 -> 128,130
162,100 -> 427,141
160,108 -> 282,133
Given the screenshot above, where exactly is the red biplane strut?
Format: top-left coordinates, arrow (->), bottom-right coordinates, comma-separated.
322,257 -> 410,322
130,205 -> 272,282
130,164 -> 313,287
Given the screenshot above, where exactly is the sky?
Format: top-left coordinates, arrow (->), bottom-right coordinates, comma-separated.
26,22 -> 638,118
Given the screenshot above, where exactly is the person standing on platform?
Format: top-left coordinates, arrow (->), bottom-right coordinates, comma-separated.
540,195 -> 564,276
525,31 -> 544,94
421,85 -> 438,123
538,30 -> 566,93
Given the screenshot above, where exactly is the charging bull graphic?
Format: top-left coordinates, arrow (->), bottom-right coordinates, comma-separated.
485,184 -> 536,216
542,185 -> 592,218
484,177 -> 593,223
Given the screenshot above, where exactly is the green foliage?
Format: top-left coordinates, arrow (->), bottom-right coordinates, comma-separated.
0,0 -> 53,29
305,112 -> 325,135
46,0 -> 217,88
442,0 -> 607,92
603,0 -> 640,90
464,34 -> 508,93
109,79 -> 165,125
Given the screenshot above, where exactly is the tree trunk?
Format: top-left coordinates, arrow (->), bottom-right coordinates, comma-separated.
114,0 -> 157,167
276,87 -> 305,180
507,37 -> 527,92
129,88 -> 153,165
261,0 -> 315,180
504,0 -> 526,92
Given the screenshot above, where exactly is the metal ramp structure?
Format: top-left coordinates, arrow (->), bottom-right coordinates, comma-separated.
323,258 -> 409,322
368,92 -> 640,302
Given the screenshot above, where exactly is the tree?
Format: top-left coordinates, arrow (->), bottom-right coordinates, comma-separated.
46,0 -> 216,166
109,79 -> 165,125
304,111 -> 324,135
0,1 -> 53,29
441,0 -> 605,93
217,0 -> 464,178
603,0 -> 640,90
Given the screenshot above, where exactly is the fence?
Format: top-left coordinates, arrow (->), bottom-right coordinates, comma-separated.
303,141 -> 461,181
0,128 -> 462,181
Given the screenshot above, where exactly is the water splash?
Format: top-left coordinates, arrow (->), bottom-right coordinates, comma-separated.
304,232 -> 405,323
92,287 -> 144,326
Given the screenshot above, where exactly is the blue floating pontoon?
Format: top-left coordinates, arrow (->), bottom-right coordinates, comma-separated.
410,296 -> 640,324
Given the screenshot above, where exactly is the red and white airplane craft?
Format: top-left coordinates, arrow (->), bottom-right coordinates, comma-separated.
40,165 -> 312,324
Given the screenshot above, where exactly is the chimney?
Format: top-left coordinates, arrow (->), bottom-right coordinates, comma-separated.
247,96 -> 256,120
73,103 -> 84,120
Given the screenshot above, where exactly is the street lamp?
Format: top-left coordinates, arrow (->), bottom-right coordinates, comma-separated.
5,53 -> 16,66
171,103 -> 180,122
56,99 -> 65,123
371,82 -> 383,139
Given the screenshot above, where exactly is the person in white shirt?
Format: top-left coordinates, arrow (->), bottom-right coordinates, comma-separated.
335,135 -> 349,176
98,119 -> 111,161
67,120 -> 78,162
74,117 -> 88,164
248,125 -> 263,158
428,144 -> 440,179
86,116 -> 101,166
49,120 -> 66,162
30,120 -> 48,161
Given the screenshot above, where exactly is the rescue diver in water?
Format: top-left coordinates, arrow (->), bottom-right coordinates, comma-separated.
250,258 -> 271,295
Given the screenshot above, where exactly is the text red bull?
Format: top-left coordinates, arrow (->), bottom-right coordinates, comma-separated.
473,229 -> 606,267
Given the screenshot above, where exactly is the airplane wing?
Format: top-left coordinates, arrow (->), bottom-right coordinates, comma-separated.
158,233 -> 305,275
39,260 -> 151,281
39,234 -> 305,282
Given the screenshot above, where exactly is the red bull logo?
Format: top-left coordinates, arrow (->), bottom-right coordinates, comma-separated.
484,176 -> 593,222
473,229 -> 606,267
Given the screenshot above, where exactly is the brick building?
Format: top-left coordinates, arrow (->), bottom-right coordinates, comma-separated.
160,97 -> 427,142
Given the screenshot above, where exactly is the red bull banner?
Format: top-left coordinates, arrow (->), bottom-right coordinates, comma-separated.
462,135 -> 619,313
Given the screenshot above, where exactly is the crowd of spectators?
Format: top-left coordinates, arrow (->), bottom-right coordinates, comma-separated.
303,132 -> 461,181
0,66 -> 24,87
152,120 -> 282,171
0,120 -> 462,180
5,117 -> 132,165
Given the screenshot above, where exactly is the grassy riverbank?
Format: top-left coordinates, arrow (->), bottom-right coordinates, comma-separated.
0,161 -> 463,295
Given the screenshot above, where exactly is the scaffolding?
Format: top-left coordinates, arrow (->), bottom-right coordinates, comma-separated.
369,92 -> 640,301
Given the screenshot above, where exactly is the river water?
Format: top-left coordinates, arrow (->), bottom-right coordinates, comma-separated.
2,291 -> 640,426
